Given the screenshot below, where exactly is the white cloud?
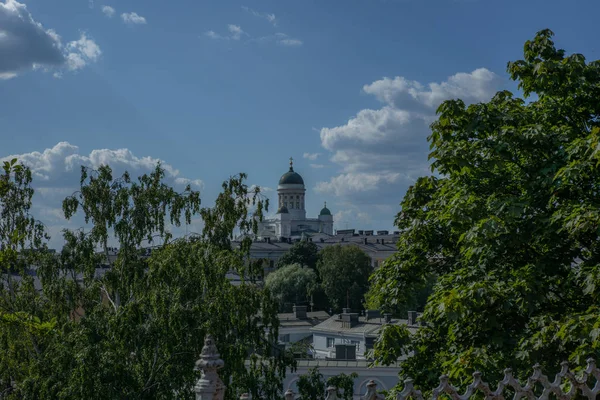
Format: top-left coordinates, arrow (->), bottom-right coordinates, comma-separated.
316,68 -> 502,205
121,12 -> 146,25
205,26 -> 302,48
310,164 -> 325,169
316,172 -> 402,197
242,6 -> 277,26
334,208 -> 372,231
101,5 -> 115,17
65,33 -> 102,71
1,142 -> 204,248
278,38 -> 302,47
0,0 -> 100,78
303,152 -> 321,161
205,24 -> 246,41
0,142 -> 203,189
228,24 -> 244,40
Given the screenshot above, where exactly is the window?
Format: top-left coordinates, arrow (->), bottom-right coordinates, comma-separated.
284,202 -> 287,207
351,340 -> 360,352
279,334 -> 290,343
296,202 -> 300,209
326,338 -> 335,348
269,260 -> 274,269
296,195 -> 299,199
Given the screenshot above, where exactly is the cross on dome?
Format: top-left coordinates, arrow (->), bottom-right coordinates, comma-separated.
289,157 -> 294,171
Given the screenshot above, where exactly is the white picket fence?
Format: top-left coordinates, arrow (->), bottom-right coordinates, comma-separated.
194,335 -> 600,400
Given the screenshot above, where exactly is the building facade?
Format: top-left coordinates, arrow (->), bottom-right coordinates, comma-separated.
256,158 -> 334,239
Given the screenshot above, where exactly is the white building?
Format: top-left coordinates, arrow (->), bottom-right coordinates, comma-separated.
257,158 -> 334,239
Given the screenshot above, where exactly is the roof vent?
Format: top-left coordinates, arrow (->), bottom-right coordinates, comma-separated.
293,305 -> 308,319
408,311 -> 418,325
365,309 -> 380,321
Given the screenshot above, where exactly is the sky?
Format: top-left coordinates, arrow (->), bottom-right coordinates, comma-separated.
1,0 -> 599,248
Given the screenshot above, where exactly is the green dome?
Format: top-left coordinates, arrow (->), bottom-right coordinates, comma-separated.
279,168 -> 304,185
319,202 -> 331,216
277,205 -> 289,214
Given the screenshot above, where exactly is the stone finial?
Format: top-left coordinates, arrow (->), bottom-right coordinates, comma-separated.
362,380 -> 384,400
194,335 -> 226,400
326,385 -> 338,400
284,389 -> 295,399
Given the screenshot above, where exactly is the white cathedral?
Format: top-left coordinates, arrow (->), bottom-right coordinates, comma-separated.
256,158 -> 334,239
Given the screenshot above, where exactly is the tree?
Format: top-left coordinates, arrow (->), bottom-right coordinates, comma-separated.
277,240 -> 320,270
317,245 -> 371,312
0,163 -> 294,399
265,263 -> 317,311
296,367 -> 357,400
369,29 -> 600,391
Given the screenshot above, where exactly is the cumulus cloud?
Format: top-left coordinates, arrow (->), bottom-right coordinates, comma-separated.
65,33 -> 102,71
0,142 -> 203,189
303,152 -> 321,161
0,0 -> 101,79
1,142 -> 204,248
242,6 -> 277,26
101,5 -> 115,17
310,164 -> 325,169
121,12 -> 146,24
316,68 -> 502,206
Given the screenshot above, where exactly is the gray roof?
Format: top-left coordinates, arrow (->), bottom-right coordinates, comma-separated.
278,311 -> 331,328
310,315 -> 419,337
237,232 -> 400,254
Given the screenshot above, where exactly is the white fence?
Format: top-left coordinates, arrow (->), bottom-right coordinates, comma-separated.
194,335 -> 600,400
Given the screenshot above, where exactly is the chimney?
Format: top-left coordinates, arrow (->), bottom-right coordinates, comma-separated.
341,312 -> 360,328
383,313 -> 392,323
408,311 -> 418,325
363,238 -> 368,245
365,309 -> 380,321
288,237 -> 292,244
267,237 -> 271,244
376,239 -> 380,244
293,305 -> 307,319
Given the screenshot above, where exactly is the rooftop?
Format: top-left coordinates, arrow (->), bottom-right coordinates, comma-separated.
278,310 -> 331,329
310,314 -> 419,337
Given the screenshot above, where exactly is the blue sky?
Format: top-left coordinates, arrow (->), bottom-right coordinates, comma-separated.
1,0 -> 599,248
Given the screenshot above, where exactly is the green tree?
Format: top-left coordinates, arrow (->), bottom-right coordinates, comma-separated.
0,163 -> 293,399
317,245 -> 371,312
369,29 -> 600,391
0,159 -> 52,397
277,240 -> 320,269
265,263 -> 317,311
296,367 -> 357,400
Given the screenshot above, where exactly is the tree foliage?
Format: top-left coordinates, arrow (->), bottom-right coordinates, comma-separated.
369,29 -> 600,390
0,163 -> 293,399
317,245 -> 371,312
277,240 -> 320,270
296,367 -> 357,400
265,263 -> 317,311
